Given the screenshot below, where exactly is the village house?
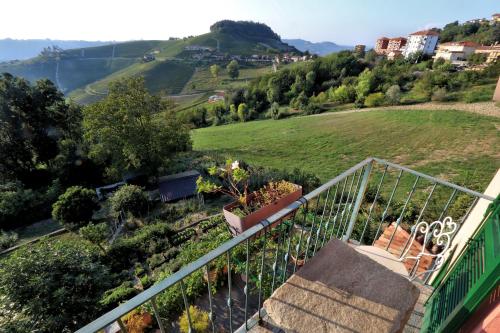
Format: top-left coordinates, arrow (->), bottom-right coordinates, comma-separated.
491,13 -> 500,23
374,37 -> 389,54
375,37 -> 406,55
403,30 -> 439,58
474,44 -> 500,63
434,41 -> 480,65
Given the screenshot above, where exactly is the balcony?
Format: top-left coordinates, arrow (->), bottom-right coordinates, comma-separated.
76,157 -> 496,333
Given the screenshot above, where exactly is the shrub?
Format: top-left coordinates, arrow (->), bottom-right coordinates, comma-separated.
269,102 -> 280,120
140,275 -> 154,289
52,186 -> 98,231
431,87 -> 449,102
463,87 -> 493,103
385,85 -> 401,105
171,228 -> 196,245
0,229 -> 18,250
304,102 -> 322,115
364,92 -> 385,107
110,184 -> 149,217
179,306 -> 210,333
123,309 -> 153,333
330,84 -> 356,104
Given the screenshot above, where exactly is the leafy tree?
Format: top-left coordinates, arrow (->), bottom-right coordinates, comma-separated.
468,53 -> 487,65
0,239 -> 113,332
355,68 -> 375,105
209,64 -> 220,79
229,104 -> 239,121
237,103 -> 249,122
227,60 -> 240,79
110,184 -> 148,217
79,222 -> 109,252
0,73 -> 82,184
269,102 -> 280,120
208,104 -> 226,125
385,85 -> 401,105
52,186 -> 98,231
305,71 -> 316,95
364,92 -> 385,107
83,77 -> 191,178
330,85 -> 355,104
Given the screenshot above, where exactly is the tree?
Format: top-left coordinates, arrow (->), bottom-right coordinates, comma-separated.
79,222 -> 109,253
0,239 -> 113,332
269,102 -> 280,120
364,92 -> 385,107
0,73 -> 83,184
385,85 -> 401,105
110,184 -> 149,217
210,64 -> 220,79
52,186 -> 98,231
229,104 -> 239,121
227,60 -> 240,79
237,103 -> 249,122
83,77 -> 191,178
355,68 -> 375,102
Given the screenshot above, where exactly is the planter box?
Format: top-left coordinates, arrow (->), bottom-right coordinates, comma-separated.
223,184 -> 302,236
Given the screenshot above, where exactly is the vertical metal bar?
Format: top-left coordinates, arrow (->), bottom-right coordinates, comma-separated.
150,297 -> 165,333
257,227 -> 267,320
244,239 -> 250,331
386,175 -> 419,251
204,265 -> 216,333
304,195 -> 322,264
373,169 -> 403,243
337,173 -> 357,238
180,280 -> 193,333
359,165 -> 388,243
270,224 -> 283,294
329,177 -> 348,240
438,189 -> 457,221
117,318 -> 127,333
227,251 -> 233,333
281,218 -> 295,283
322,183 -> 339,248
341,168 -> 364,239
313,187 -> 331,255
293,201 -> 309,274
343,162 -> 372,242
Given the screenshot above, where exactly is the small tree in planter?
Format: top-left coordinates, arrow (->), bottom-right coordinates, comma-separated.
197,160 -> 302,235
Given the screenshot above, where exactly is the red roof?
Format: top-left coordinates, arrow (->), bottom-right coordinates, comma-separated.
410,30 -> 440,36
389,37 -> 407,42
377,37 -> 389,40
440,41 -> 481,47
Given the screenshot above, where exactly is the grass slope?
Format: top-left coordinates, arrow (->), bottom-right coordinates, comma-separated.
193,110 -> 500,191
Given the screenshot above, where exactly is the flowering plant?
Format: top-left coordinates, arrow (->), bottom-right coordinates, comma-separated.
197,159 -> 251,210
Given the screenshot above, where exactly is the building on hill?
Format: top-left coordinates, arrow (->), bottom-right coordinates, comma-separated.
434,41 -> 480,65
387,50 -> 403,60
474,44 -> 500,63
387,37 -> 407,53
354,44 -> 366,53
374,37 -> 389,54
403,30 -> 439,58
491,13 -> 500,23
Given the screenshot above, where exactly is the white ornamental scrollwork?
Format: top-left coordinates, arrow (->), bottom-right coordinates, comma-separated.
399,217 -> 457,281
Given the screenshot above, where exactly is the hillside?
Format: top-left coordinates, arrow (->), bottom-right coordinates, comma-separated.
193,109 -> 499,191
0,38 -> 111,61
283,39 -> 353,55
439,20 -> 499,44
0,21 -> 298,103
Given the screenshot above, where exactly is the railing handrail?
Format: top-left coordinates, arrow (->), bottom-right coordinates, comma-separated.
77,157 -> 493,332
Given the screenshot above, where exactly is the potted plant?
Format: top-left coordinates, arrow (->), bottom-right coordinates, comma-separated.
123,309 -> 153,333
197,160 -> 302,235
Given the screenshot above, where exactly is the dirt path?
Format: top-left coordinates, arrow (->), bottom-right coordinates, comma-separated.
315,101 -> 500,118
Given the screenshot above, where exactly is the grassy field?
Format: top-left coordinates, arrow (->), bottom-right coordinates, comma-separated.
193,109 -> 500,192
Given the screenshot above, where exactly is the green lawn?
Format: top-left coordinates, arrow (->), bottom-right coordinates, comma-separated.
193,109 -> 500,192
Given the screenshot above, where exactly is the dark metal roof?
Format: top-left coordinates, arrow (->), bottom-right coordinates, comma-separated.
158,170 -> 200,202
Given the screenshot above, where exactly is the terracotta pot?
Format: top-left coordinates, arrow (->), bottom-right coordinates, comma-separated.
223,184 -> 302,236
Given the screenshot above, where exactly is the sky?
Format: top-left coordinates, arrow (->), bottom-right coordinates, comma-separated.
2,0 -> 498,45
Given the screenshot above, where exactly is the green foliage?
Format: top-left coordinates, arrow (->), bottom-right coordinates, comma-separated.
79,222 -> 109,252
99,281 -> 139,309
0,229 -> 18,250
468,53 -> 487,65
110,184 -> 149,217
179,306 -> 210,333
463,86 -> 494,103
171,228 -> 196,246
385,85 -> 401,105
237,102 -> 249,121
431,87 -> 450,102
209,64 -> 220,78
269,102 -> 280,120
227,60 -> 240,79
0,239 -> 113,332
364,92 -> 385,107
52,186 -> 98,231
330,84 -> 356,103
356,68 -> 375,101
210,20 -> 281,41
439,20 -> 500,44
83,77 -> 191,178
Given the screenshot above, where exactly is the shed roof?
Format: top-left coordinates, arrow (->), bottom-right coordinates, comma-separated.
158,170 -> 200,202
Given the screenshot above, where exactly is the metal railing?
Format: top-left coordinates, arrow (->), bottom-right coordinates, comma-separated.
422,197 -> 499,333
77,157 -> 494,333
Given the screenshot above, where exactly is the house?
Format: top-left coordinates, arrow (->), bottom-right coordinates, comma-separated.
157,170 -> 200,203
474,44 -> 500,63
184,45 -> 214,52
403,30 -> 439,58
434,41 -> 480,65
374,37 -> 389,54
387,50 -> 403,60
492,13 -> 500,23
142,53 -> 155,62
354,44 -> 366,54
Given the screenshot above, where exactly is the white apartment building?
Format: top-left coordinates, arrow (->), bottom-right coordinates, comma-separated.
403,30 -> 439,58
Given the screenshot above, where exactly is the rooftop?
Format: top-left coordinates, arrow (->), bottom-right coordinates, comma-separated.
410,30 -> 440,36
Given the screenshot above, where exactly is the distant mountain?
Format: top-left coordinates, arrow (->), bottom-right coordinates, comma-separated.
0,39 -> 112,61
283,39 -> 353,56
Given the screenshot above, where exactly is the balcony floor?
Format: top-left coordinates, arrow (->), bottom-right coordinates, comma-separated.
246,239 -> 433,333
